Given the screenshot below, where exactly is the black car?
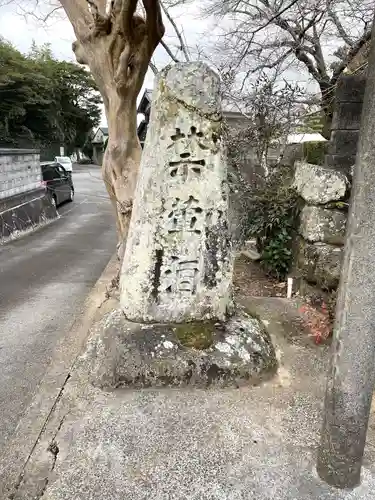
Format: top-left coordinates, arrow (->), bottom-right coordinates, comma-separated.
41,162 -> 74,207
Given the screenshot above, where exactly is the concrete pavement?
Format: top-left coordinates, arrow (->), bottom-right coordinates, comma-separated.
0,165 -> 116,454
7,295 -> 375,499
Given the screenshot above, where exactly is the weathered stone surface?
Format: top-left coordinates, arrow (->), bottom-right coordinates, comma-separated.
120,62 -> 233,323
299,206 -> 347,245
293,162 -> 348,204
331,101 -> 363,131
240,239 -> 261,260
334,74 -> 366,103
324,153 -> 355,177
86,309 -> 277,389
328,130 -> 360,156
296,239 -> 343,289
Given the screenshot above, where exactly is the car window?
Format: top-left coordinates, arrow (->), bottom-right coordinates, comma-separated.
56,157 -> 70,164
43,166 -> 64,179
56,165 -> 67,176
42,167 -> 55,181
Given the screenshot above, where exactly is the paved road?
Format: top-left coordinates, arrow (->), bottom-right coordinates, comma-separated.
0,165 -> 116,452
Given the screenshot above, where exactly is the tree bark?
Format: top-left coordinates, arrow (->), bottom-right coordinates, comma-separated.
60,0 -> 165,257
103,91 -> 141,257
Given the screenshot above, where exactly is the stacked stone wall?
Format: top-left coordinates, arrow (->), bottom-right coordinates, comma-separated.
292,162 -> 348,290
291,74 -> 365,293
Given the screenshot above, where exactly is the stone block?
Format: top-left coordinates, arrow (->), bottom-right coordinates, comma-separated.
335,74 -> 367,103
293,161 -> 348,204
299,206 -> 347,245
296,239 -> 343,289
331,101 -> 363,131
324,153 -> 356,177
86,309 -> 277,389
120,62 -> 233,323
328,130 -> 360,156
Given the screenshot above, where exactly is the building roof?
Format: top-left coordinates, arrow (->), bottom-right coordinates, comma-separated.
286,133 -> 327,144
138,89 -> 153,114
99,127 -> 108,135
91,127 -> 109,144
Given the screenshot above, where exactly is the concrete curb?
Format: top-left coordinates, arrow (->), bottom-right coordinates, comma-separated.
0,192 -> 58,245
0,254 -> 119,498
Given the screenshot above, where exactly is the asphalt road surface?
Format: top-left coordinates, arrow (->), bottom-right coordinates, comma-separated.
0,165 -> 116,452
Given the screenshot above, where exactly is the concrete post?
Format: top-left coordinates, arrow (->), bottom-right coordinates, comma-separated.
317,17 -> 375,489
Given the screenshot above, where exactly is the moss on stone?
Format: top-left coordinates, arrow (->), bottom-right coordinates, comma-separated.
324,201 -> 349,211
174,321 -> 217,350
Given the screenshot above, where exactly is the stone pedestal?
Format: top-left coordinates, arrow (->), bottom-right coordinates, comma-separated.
87,309 -> 277,390
114,62 -> 277,387
120,62 -> 233,323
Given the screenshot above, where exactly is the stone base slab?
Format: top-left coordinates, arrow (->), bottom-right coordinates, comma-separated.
85,308 -> 277,389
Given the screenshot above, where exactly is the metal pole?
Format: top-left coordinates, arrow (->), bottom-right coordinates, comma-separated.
317,17 -> 375,489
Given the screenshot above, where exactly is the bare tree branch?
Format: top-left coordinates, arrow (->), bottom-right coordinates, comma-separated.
120,0 -> 138,37
160,38 -> 180,62
42,5 -> 62,22
149,59 -> 158,74
160,0 -> 190,60
326,0 -> 353,46
143,0 -> 165,49
201,0 -> 373,136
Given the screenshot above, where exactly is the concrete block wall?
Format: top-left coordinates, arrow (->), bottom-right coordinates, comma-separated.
0,149 -> 41,200
325,74 -> 366,177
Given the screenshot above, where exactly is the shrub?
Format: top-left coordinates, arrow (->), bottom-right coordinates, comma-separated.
247,173 -> 301,279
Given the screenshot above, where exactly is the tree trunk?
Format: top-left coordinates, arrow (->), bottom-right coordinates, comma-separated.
60,0 -> 165,256
103,92 -> 141,258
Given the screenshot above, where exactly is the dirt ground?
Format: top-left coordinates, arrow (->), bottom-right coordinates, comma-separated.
233,255 -> 286,298
234,255 -> 332,344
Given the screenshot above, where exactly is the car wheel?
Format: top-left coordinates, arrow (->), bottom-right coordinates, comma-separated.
68,188 -> 74,202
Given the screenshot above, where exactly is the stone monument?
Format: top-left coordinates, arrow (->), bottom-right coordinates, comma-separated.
88,62 -> 276,389
120,62 -> 233,323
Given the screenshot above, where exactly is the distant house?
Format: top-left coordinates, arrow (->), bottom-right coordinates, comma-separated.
91,126 -> 108,165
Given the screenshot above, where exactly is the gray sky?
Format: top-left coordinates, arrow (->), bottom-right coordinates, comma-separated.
0,2 -> 210,126
0,1 -> 319,126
